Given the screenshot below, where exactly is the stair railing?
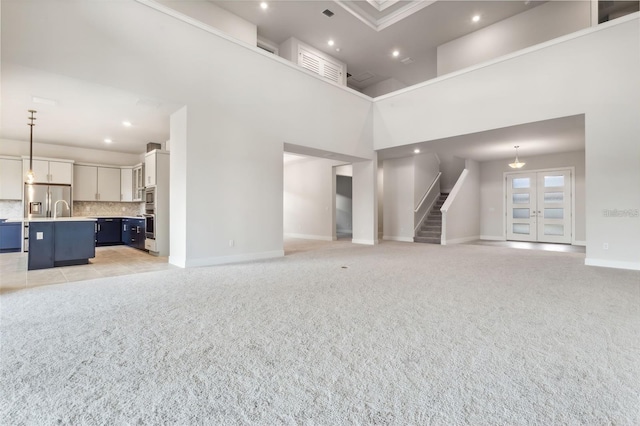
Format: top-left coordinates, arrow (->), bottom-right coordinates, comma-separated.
414,172 -> 442,233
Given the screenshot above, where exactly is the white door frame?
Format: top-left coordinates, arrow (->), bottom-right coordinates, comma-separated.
503,167 -> 576,245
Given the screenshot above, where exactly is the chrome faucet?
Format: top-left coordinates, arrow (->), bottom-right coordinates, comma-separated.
53,199 -> 70,219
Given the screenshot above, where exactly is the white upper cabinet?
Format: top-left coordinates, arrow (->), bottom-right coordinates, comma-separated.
145,152 -> 157,187
73,164 -> 121,201
23,159 -> 73,184
97,167 -> 121,202
73,165 -> 98,201
0,157 -> 23,200
120,168 -> 133,202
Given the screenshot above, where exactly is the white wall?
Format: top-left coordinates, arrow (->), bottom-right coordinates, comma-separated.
442,160 -> 481,244
374,16 -> 640,269
168,106 -> 187,267
437,1 -> 591,75
382,156 -> 414,241
480,150 -> 585,243
0,138 -> 142,166
283,156 -> 341,240
413,152 -> 440,202
363,78 -> 408,98
352,159 -> 378,245
155,0 -> 257,46
439,154 -> 465,193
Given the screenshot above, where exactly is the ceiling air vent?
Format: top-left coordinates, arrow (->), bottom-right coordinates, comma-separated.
322,9 -> 335,17
401,57 -> 415,65
350,72 -> 375,83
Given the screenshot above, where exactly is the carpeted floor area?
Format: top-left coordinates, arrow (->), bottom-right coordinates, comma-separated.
1,239 -> 639,424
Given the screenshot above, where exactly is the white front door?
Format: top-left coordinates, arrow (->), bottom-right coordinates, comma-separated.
506,169 -> 572,244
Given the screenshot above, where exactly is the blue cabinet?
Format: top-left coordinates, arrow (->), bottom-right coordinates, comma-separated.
96,218 -> 122,246
27,221 -> 95,270
121,218 -> 145,250
0,221 -> 22,253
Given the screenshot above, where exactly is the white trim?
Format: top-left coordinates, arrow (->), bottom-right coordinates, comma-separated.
20,155 -> 74,163
374,13 -> 640,101
168,255 -> 186,268
134,0 -> 370,101
382,236 -> 414,242
184,250 -> 285,268
441,236 -> 480,246
573,240 -> 586,246
284,233 -> 333,241
585,258 -> 640,271
480,235 -> 506,241
352,238 -> 377,245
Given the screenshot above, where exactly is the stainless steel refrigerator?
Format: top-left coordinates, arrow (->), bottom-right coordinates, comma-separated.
23,184 -> 72,252
24,183 -> 72,219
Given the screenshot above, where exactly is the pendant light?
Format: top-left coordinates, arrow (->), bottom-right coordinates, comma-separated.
26,110 -> 37,184
508,145 -> 525,169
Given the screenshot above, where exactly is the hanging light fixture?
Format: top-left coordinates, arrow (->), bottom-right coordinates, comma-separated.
26,110 -> 37,184
508,145 -> 525,169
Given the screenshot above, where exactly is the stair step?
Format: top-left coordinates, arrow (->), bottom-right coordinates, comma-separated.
417,230 -> 441,237
414,236 -> 441,244
421,225 -> 441,232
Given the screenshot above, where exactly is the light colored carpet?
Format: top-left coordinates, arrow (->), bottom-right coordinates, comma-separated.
1,240 -> 639,425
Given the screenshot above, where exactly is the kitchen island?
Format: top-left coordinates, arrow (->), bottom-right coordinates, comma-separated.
7,217 -> 97,270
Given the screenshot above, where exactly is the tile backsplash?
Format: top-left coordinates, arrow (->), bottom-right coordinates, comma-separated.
0,201 -> 23,219
73,201 -> 144,217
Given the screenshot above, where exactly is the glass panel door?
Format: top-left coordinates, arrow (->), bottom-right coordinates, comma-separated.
506,169 -> 572,244
506,173 -> 537,242
536,170 -> 572,243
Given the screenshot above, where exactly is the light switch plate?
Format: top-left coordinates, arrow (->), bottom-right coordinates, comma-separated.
36,232 -> 44,240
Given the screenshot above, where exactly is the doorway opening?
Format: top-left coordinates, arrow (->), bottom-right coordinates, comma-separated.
506,168 -> 574,244
335,165 -> 353,240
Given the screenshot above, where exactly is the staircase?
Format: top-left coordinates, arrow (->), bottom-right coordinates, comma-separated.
414,193 -> 448,244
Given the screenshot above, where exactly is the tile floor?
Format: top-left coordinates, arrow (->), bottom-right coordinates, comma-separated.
0,246 -> 174,294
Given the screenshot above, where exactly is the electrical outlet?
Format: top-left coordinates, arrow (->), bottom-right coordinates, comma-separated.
603,243 -> 609,250
37,232 -> 44,240
229,240 -> 234,247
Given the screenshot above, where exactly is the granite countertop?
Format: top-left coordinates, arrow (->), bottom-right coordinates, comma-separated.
5,217 -> 98,223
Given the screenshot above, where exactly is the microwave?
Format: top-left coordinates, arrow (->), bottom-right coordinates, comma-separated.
145,187 -> 155,208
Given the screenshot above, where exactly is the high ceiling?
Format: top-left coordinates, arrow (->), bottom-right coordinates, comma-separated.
213,0 -> 544,90
0,0 -> 585,161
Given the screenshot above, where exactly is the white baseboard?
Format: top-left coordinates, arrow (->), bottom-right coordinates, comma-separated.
584,258 -> 640,271
480,235 -> 506,241
382,236 -> 414,243
184,250 -> 285,268
573,240 -> 586,246
352,239 -> 377,245
168,255 -> 186,268
442,235 -> 480,245
284,233 -> 333,241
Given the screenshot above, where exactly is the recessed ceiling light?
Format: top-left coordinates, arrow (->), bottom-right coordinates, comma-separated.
122,121 -> 132,127
336,48 -> 341,52
472,15 -> 481,23
328,39 -> 335,46
104,138 -> 112,144
392,50 -> 400,57
414,148 -> 420,154
260,2 -> 268,10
